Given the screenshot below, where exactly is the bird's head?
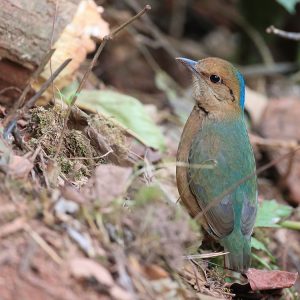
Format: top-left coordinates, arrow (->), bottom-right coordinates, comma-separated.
177,57 -> 245,117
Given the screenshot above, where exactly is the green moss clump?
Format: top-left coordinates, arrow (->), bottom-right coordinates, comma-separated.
28,106 -> 97,181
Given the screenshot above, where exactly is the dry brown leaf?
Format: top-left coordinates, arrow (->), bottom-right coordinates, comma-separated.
246,268 -> 298,291
60,184 -> 86,204
245,87 -> 268,127
94,164 -> 132,206
0,218 -> 25,238
110,285 -> 132,300
69,257 -> 114,287
143,264 -> 169,280
8,155 -> 34,178
259,98 -> 300,205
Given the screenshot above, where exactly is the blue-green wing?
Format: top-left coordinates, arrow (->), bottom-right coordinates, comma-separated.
188,120 -> 257,239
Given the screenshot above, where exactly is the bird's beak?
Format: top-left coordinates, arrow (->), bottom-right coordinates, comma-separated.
176,57 -> 197,72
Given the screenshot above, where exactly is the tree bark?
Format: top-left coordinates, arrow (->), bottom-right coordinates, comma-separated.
0,0 -> 81,104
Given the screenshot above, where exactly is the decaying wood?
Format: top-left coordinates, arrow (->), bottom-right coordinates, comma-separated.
0,0 -> 109,106
0,0 -> 80,68
0,0 -> 80,104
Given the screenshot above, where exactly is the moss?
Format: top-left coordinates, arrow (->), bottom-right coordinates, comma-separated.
59,157 -> 74,174
65,130 -> 95,159
28,106 -> 98,182
30,106 -> 64,138
90,115 -> 128,159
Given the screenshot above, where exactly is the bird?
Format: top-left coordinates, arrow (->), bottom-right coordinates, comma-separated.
176,57 -> 257,273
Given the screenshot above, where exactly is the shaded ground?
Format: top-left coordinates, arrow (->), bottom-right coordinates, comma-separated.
0,0 -> 300,299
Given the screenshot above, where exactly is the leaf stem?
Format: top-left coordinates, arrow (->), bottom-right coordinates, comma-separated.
280,220 -> 300,231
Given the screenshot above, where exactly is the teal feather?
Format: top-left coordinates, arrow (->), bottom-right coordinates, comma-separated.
188,115 -> 257,272
235,69 -> 245,109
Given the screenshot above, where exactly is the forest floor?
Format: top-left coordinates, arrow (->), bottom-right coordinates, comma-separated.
0,1 -> 300,299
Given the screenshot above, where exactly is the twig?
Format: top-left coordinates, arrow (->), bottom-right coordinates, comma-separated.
54,4 -> 151,160
49,0 -> 59,104
3,49 -> 56,127
3,57 -> 71,139
191,261 -> 202,293
250,134 -> 298,185
250,134 -> 298,149
38,152 -> 50,189
240,62 -> 300,77
19,238 -> 38,274
0,86 -> 22,96
183,252 -> 229,259
124,0 -> 180,58
25,225 -> 63,265
25,58 -> 72,109
267,25 -> 300,41
0,217 -> 25,238
67,150 -> 113,160
169,0 -> 187,38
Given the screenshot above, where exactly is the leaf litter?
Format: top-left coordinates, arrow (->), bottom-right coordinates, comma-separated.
0,1 -> 299,299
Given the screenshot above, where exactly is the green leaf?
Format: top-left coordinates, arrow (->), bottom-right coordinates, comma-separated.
75,89 -> 166,151
134,185 -> 164,205
251,253 -> 273,270
276,0 -> 300,13
251,237 -> 274,259
255,199 -> 293,228
58,80 -> 79,105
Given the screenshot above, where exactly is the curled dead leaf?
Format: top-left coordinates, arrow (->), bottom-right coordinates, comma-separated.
246,268 -> 298,291
143,264 -> 169,280
8,155 -> 34,178
110,285 -> 132,300
94,164 -> 132,206
69,257 -> 113,287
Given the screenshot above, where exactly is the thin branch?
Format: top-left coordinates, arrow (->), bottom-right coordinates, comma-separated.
25,58 -> 72,109
183,252 -> 229,260
3,49 -> 56,127
3,57 -> 71,139
124,0 -> 180,58
169,0 -> 187,38
49,0 -> 59,104
0,86 -> 22,96
250,134 -> 298,149
25,225 -> 63,265
267,25 -> 300,41
54,4 -> 151,160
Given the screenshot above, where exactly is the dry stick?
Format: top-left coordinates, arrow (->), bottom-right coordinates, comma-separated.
194,146 -> 300,222
3,49 -> 56,127
169,0 -> 187,38
250,134 -> 298,149
124,0 -> 180,58
0,87 -> 22,96
24,58 -> 72,110
53,4 -> 152,160
267,25 -> 300,41
49,0 -> 59,104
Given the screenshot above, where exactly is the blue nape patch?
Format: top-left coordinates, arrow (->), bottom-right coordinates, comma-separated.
236,70 -> 245,110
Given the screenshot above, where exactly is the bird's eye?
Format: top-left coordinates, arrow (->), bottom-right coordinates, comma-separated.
210,74 -> 221,84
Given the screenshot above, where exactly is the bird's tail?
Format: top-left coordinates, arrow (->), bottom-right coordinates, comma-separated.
221,233 -> 251,273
